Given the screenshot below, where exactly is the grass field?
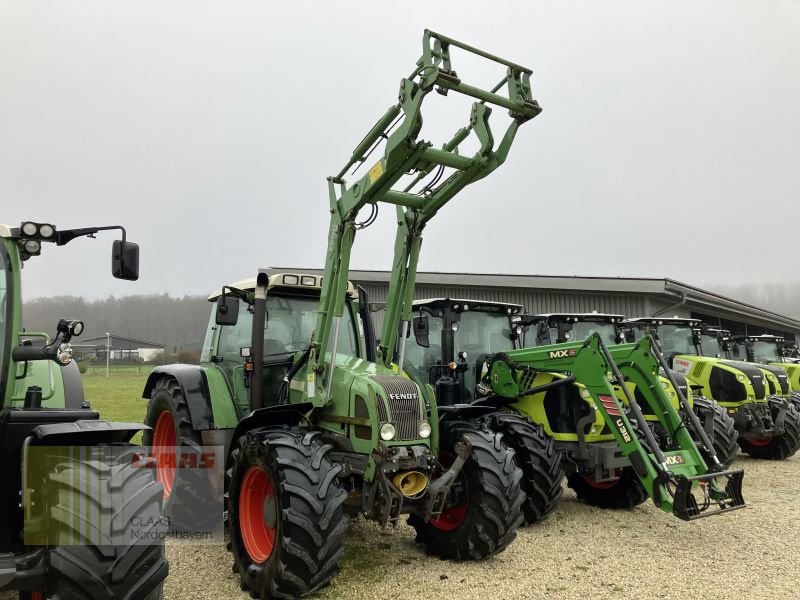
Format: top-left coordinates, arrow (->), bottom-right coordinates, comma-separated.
82,365 -> 154,438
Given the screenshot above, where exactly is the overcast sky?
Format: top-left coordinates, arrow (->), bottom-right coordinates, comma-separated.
2,0 -> 799,300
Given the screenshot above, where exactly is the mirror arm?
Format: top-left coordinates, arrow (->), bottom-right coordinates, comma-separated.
54,225 -> 126,246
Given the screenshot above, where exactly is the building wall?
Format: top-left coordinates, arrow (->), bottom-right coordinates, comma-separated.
357,279 -> 799,341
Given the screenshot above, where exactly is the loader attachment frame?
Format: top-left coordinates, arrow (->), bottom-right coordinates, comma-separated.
482,334 -> 745,520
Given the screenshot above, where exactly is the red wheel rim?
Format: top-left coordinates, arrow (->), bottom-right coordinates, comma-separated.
31,593 -> 44,600
747,437 -> 773,447
240,466 -> 277,563
152,410 -> 177,499
581,474 -> 619,490
429,452 -> 468,531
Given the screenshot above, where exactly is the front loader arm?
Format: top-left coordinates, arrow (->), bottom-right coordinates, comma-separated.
483,334 -> 745,520
307,31 -> 541,404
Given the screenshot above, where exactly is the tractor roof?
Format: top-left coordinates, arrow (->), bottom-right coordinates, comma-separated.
529,312 -> 625,323
208,272 -> 356,301
732,333 -> 785,343
411,298 -> 524,315
625,317 -> 702,327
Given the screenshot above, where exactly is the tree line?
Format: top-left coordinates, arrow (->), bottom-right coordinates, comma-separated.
23,294 -> 211,353
709,282 -> 800,321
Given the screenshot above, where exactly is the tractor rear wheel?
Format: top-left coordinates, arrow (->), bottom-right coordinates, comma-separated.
143,378 -> 219,530
228,427 -> 347,599
37,445 -> 168,599
567,467 -> 648,509
481,411 -> 563,524
409,419 -> 525,560
739,400 -> 800,460
693,396 -> 739,468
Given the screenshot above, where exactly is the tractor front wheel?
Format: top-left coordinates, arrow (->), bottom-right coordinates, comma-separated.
228,427 -> 347,598
693,396 -> 739,468
38,445 -> 168,599
481,411 -> 564,524
409,419 -> 525,560
739,400 -> 800,460
567,467 -> 648,509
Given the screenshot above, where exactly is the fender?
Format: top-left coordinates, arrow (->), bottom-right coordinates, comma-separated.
60,361 -> 86,409
438,401 -> 501,420
228,403 -> 314,460
143,365 -> 217,430
31,419 -> 146,445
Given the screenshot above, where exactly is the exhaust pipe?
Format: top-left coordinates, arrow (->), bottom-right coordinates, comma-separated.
392,470 -> 429,498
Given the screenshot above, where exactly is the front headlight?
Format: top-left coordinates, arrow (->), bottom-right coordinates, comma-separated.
418,421 -> 432,439
380,423 -> 396,441
737,374 -> 745,382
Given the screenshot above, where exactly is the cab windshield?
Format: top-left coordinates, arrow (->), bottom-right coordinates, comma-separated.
657,325 -> 697,356
700,334 -> 723,358
559,321 -> 618,345
752,341 -> 782,363
453,311 -> 513,402
215,293 -> 358,361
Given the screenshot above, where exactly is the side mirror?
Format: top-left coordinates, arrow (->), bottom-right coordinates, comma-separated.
112,240 -> 140,281
412,316 -> 430,348
216,296 -> 240,326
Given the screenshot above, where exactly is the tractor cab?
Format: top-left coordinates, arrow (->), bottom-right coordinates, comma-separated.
201,272 -> 371,417
523,312 -> 626,347
731,334 -> 784,364
404,298 -> 523,403
624,317 -> 702,361
698,327 -> 730,359
729,334 -> 796,397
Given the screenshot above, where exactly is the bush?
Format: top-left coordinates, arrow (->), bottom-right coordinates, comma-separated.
76,361 -> 88,374
176,349 -> 201,365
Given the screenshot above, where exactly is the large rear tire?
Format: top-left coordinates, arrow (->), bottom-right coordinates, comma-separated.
36,445 -> 168,600
693,396 -> 739,468
227,428 -> 347,599
567,467 -> 648,509
481,411 -> 563,524
739,400 -> 800,460
143,378 -> 219,531
408,419 -> 525,560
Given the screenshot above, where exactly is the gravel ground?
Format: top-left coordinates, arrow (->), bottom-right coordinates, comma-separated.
164,454 -> 799,600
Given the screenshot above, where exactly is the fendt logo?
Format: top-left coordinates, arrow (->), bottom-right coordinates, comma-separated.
549,349 -> 577,359
389,393 -> 417,400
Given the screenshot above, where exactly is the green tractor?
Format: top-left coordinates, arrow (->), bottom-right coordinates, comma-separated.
524,313 -> 739,469
625,318 -> 800,460
0,221 -> 167,599
700,328 -> 791,404
403,300 -> 744,518
142,31 -> 543,598
729,333 -> 800,409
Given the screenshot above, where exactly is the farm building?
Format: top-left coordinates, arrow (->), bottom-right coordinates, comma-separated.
73,334 -> 165,362
268,268 -> 800,341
